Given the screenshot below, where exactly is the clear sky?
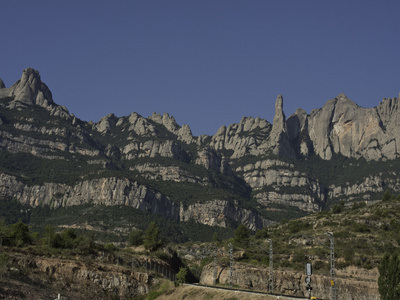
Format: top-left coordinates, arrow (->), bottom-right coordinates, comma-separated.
1,1 -> 400,136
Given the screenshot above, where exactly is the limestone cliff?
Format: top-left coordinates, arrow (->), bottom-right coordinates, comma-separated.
1,68 -> 400,237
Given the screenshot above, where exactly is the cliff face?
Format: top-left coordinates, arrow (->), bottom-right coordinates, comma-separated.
1,68 -> 400,234
200,263 -> 379,300
0,248 -> 175,299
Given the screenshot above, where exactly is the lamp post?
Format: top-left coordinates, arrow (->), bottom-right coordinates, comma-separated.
251,239 -> 273,294
289,232 -> 336,300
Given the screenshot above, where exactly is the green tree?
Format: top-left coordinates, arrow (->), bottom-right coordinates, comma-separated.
212,232 -> 220,243
332,200 -> 345,214
43,225 -> 65,248
0,220 -> 10,246
176,267 -> 188,285
76,233 -> 96,254
61,228 -> 77,249
129,229 -> 144,246
0,252 -> 9,278
143,222 -> 162,252
43,225 -> 56,247
382,190 -> 393,202
11,220 -> 31,247
51,233 -> 64,248
378,253 -> 400,299
255,227 -> 269,239
234,223 -> 250,247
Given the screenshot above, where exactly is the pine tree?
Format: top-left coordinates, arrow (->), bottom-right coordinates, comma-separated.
143,222 -> 162,252
379,253 -> 400,300
234,223 -> 250,247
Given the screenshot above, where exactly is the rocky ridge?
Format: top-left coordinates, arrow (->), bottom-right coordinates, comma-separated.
1,68 -> 400,236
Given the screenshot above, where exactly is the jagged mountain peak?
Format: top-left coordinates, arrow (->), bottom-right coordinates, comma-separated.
0,78 -> 5,89
10,67 -> 54,107
2,67 -> 400,238
0,68 -> 73,122
334,93 -> 359,108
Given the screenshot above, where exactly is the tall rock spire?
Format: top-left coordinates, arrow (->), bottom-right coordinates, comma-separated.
268,95 -> 295,157
270,94 -> 286,138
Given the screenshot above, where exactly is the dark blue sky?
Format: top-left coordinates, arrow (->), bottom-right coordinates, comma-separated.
1,1 -> 400,136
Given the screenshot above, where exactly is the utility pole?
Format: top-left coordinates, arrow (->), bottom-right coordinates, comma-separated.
213,248 -> 217,285
268,239 -> 273,294
326,232 -> 336,300
289,232 -> 336,300
228,243 -> 233,287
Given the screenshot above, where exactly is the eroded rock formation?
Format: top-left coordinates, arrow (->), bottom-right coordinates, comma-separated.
1,68 -> 400,232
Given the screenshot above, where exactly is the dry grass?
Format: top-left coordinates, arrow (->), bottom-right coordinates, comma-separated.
156,284 -> 287,300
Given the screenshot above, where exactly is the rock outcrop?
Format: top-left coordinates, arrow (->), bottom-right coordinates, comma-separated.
1,68 -> 400,235
200,263 -> 379,300
268,95 -> 295,158
1,248 -> 177,299
290,93 -> 400,161
9,68 -> 54,108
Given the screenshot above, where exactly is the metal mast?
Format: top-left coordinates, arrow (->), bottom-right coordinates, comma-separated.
228,243 -> 233,287
213,248 -> 217,285
326,232 -> 336,300
289,232 -> 336,300
268,239 -> 273,294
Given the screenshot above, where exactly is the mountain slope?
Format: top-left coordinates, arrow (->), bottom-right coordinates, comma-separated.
1,68 -> 400,241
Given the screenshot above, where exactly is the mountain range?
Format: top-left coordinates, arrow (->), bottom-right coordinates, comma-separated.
1,68 -> 399,241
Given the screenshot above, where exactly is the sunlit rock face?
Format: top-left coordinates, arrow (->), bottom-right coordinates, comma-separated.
1,68 -> 400,232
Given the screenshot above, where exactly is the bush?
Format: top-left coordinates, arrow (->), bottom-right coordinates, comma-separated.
104,243 -> 116,251
129,229 -> 144,246
176,267 -> 188,285
46,228 -> 80,249
313,260 -> 328,271
342,247 -> 355,263
353,223 -> 371,233
287,219 -> 312,234
154,250 -> 170,261
254,228 -> 269,239
292,251 -> 306,263
332,201 -> 345,214
352,201 -> 367,210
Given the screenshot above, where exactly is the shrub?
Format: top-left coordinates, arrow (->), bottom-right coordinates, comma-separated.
313,260 -> 328,271
254,228 -> 269,239
104,243 -> 116,251
352,201 -> 367,210
353,223 -> 371,233
129,229 -> 144,246
292,251 -> 306,263
176,267 -> 188,285
287,219 -> 312,234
